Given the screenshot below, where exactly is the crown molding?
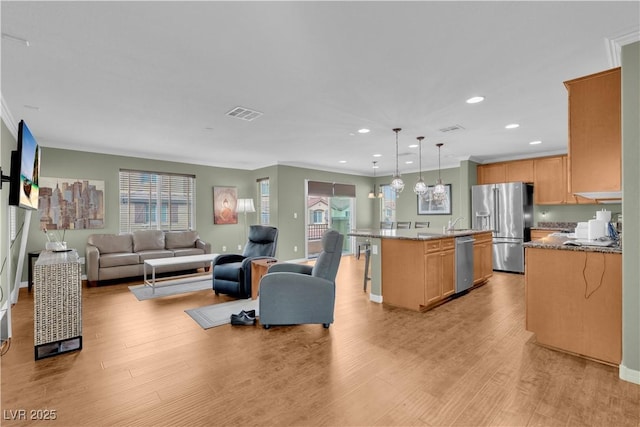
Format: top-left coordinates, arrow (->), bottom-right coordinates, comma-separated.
606,28 -> 640,68
1,94 -> 18,139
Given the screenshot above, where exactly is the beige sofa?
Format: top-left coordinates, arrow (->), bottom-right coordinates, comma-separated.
86,230 -> 211,286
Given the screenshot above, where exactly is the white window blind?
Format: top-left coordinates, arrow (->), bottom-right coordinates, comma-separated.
257,177 -> 270,225
119,170 -> 195,233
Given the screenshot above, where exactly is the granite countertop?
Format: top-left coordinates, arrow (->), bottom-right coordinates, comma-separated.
348,228 -> 490,241
524,235 -> 622,254
532,222 -> 577,233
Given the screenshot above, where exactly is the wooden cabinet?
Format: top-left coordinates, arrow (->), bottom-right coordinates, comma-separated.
565,68 -> 621,194
525,247 -> 621,365
533,156 -> 566,205
530,230 -> 551,241
477,159 -> 534,185
473,232 -> 493,285
381,237 -> 456,311
425,238 -> 455,305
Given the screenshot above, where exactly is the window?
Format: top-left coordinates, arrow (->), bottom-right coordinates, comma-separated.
380,184 -> 396,223
119,170 -> 195,233
257,177 -> 270,225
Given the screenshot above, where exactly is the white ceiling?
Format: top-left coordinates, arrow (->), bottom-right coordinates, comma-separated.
2,1 -> 639,177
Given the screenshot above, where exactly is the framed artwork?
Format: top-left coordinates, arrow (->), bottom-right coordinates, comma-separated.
417,184 -> 452,215
37,177 -> 105,229
213,186 -> 238,224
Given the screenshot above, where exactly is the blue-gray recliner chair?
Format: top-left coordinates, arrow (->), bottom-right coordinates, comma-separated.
259,229 -> 344,329
212,225 -> 278,299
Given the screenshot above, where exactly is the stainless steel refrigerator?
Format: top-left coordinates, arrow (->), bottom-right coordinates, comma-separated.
471,182 -> 533,273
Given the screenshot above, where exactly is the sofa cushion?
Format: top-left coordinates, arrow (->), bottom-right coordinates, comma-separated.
133,230 -> 165,252
137,250 -> 174,262
165,231 -> 199,249
100,252 -> 140,268
88,234 -> 133,254
172,248 -> 205,257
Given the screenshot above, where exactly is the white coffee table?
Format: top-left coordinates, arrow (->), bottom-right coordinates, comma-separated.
143,253 -> 219,293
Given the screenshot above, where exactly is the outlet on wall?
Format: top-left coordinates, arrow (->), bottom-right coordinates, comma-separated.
294,212 -> 297,219
222,246 -> 227,252
237,244 -> 242,250
294,245 -> 298,252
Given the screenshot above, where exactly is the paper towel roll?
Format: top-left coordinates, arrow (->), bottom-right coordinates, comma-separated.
595,210 -> 611,222
588,219 -> 606,240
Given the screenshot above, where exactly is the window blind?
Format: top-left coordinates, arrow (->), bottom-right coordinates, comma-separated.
119,170 -> 195,233
307,181 -> 355,197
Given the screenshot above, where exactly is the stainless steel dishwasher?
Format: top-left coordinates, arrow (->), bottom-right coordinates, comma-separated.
455,236 -> 475,293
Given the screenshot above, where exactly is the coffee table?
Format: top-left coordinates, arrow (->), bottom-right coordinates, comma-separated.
144,253 -> 219,293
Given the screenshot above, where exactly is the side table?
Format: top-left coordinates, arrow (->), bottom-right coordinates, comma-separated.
250,259 -> 278,300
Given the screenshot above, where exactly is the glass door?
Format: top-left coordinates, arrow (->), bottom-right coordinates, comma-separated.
305,195 -> 353,258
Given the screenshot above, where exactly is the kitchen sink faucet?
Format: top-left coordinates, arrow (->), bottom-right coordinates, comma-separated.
447,216 -> 464,231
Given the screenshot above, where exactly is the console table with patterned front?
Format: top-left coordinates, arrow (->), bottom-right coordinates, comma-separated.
34,250 -> 83,360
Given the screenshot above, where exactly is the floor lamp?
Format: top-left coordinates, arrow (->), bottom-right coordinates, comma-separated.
237,198 -> 256,247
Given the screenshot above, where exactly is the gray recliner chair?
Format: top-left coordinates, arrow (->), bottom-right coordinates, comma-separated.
259,229 -> 344,329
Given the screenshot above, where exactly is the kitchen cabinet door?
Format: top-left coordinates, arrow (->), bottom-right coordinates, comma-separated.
565,67 -> 621,194
477,163 -> 506,185
533,156 -> 565,205
441,249 -> 455,298
473,232 -> 493,284
505,159 -> 534,183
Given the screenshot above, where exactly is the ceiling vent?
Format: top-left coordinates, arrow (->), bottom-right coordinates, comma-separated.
226,106 -> 263,121
438,124 -> 465,133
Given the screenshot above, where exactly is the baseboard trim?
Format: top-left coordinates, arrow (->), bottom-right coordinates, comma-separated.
619,364 -> 640,385
369,293 -> 382,304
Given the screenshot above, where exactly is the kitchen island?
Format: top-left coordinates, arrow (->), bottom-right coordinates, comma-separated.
349,228 -> 492,311
524,236 -> 621,365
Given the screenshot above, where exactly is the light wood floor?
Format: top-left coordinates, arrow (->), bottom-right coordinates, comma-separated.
1,256 -> 638,426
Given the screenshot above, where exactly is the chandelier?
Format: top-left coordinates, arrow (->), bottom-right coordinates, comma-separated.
390,128 -> 404,193
433,142 -> 447,202
368,161 -> 383,199
413,136 -> 427,197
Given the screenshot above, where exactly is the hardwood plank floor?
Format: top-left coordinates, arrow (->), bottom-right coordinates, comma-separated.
1,256 -> 638,426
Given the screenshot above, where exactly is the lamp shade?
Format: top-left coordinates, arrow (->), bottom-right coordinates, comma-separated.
237,198 -> 256,213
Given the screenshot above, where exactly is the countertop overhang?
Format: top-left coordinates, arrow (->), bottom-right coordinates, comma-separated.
348,228 -> 490,241
524,235 -> 622,254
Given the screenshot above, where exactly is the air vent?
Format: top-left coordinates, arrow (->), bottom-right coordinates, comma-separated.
226,106 -> 263,121
439,124 -> 465,133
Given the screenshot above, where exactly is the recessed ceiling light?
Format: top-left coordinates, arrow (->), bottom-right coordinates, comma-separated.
373,153 -> 382,158
405,160 -> 413,164
358,128 -> 370,134
339,160 -> 347,163
372,164 -> 379,169
466,96 -> 485,104
408,144 -> 418,148
505,123 -> 520,129
529,140 -> 542,145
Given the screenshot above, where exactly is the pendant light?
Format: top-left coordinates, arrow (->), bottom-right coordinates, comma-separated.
390,128 -> 404,193
368,161 -> 383,199
413,136 -> 427,197
433,142 -> 447,201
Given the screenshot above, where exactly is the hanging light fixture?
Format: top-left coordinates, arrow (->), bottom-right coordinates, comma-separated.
390,128 -> 404,193
413,136 -> 428,197
368,161 -> 383,199
433,143 -> 447,201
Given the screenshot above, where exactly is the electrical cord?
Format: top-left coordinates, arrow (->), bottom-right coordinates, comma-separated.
583,252 -> 606,299
0,338 -> 11,356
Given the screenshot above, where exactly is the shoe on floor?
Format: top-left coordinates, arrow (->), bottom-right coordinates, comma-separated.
230,312 -> 256,326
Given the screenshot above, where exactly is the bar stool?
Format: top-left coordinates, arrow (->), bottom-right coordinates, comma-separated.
363,245 -> 371,292
356,240 -> 371,260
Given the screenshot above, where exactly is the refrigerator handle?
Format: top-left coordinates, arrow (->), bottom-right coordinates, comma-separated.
493,187 -> 500,233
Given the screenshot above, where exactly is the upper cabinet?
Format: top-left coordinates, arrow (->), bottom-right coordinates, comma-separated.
477,159 -> 534,185
564,68 -> 621,196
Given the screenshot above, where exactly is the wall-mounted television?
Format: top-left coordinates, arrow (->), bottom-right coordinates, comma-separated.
8,120 -> 40,210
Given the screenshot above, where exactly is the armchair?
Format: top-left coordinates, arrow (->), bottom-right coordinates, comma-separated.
212,225 -> 278,299
259,229 -> 344,329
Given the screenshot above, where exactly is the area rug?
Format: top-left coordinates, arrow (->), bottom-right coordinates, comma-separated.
128,279 -> 212,301
185,298 -> 259,329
